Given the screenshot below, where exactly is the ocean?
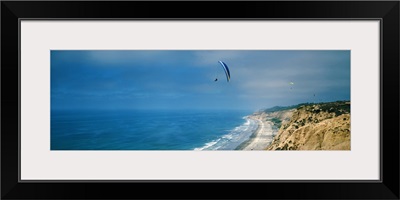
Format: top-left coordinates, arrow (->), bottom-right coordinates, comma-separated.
51,109 -> 258,150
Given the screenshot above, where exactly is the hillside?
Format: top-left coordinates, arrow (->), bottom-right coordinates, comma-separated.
265,101 -> 351,150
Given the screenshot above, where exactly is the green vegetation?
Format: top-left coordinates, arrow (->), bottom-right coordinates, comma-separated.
298,100 -> 350,116
263,105 -> 299,112
270,117 -> 282,129
264,100 -> 350,115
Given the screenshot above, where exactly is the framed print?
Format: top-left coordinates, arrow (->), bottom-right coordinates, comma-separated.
2,1 -> 399,200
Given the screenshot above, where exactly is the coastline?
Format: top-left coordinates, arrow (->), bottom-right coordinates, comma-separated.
235,108 -> 295,150
235,113 -> 277,150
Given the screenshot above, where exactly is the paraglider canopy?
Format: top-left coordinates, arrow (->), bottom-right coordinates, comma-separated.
218,61 -> 231,82
289,81 -> 294,89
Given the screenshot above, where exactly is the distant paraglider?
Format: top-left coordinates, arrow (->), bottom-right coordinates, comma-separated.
215,61 -> 230,82
289,81 -> 294,89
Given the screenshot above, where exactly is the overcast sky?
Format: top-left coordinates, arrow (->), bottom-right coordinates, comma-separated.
51,50 -> 350,111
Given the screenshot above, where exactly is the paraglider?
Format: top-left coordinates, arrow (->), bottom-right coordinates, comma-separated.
289,81 -> 294,89
216,61 -> 230,82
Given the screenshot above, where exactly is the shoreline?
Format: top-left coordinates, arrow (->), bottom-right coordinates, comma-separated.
234,118 -> 261,150
235,114 -> 277,150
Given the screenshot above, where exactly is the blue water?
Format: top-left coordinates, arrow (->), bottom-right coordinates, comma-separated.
51,109 -> 258,150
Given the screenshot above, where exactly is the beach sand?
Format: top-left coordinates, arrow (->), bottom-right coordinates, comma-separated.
236,109 -> 294,150
236,113 -> 276,150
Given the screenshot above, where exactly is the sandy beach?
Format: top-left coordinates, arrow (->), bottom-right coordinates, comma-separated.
235,108 -> 295,150
235,113 -> 277,150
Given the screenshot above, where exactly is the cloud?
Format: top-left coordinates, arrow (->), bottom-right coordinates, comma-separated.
51,50 -> 350,110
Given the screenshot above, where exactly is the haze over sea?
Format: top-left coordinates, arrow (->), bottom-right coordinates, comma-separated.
51,109 -> 258,150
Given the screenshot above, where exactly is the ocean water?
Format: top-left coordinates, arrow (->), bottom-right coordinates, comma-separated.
51,109 -> 258,150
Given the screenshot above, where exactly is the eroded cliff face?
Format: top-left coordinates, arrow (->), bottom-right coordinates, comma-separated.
266,101 -> 350,150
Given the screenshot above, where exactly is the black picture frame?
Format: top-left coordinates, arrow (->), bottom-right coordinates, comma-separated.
2,1 -> 399,199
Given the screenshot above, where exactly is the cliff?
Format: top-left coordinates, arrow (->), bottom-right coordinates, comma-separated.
265,101 -> 351,150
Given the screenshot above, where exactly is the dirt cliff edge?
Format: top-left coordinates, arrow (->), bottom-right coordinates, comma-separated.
266,101 -> 350,150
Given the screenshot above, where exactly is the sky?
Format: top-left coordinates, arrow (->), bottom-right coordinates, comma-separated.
51,50 -> 350,111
